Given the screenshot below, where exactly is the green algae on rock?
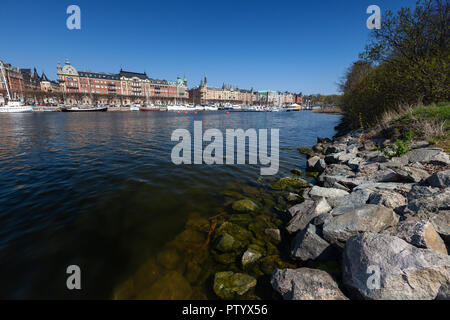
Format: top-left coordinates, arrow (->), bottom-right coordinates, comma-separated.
290,169 -> 303,176
297,147 -> 313,156
213,271 -> 257,299
231,199 -> 260,213
270,177 -> 309,190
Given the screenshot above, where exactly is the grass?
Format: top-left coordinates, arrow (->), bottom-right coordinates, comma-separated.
368,102 -> 450,153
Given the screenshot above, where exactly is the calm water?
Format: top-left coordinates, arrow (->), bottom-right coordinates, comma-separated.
0,111 -> 340,299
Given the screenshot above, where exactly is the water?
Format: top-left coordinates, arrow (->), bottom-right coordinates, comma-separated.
0,111 -> 341,299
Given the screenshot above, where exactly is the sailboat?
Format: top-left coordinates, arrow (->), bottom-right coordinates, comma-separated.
0,61 -> 33,113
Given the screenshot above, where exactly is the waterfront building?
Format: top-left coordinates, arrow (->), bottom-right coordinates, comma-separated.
57,59 -> 188,105
188,75 -> 301,107
40,73 -> 60,93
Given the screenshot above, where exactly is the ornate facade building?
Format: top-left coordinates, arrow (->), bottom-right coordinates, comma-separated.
57,59 -> 188,105
189,75 -> 301,106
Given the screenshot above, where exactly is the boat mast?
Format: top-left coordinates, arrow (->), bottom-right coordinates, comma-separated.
0,61 -> 12,101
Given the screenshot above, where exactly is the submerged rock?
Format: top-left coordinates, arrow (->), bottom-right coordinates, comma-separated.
136,271 -> 192,300
215,233 -> 243,252
297,147 -> 313,156
290,169 -> 303,176
271,268 -> 348,300
232,199 -> 259,213
343,232 -> 450,300
241,248 -> 263,267
156,247 -> 183,270
271,177 -> 310,190
213,271 -> 257,299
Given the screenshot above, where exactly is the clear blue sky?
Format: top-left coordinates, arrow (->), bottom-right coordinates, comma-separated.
1,0 -> 411,94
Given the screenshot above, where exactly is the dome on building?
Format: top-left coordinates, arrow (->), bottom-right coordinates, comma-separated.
58,59 -> 78,76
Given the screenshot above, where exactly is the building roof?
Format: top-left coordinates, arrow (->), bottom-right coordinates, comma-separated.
119,69 -> 148,80
79,71 -> 120,80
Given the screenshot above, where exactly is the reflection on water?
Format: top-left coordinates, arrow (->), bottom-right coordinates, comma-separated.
0,111 -> 341,299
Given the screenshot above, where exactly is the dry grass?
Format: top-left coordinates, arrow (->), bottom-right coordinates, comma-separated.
312,106 -> 342,114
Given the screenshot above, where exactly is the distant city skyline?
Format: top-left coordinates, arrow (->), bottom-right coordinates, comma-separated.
1,0 -> 412,94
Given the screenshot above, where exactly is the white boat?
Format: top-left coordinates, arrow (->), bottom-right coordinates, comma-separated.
0,61 -> 33,113
204,105 -> 218,111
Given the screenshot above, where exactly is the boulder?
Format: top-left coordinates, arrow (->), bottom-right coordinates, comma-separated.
271,268 -> 348,300
213,272 -> 257,299
353,182 -> 413,194
287,199 -> 315,218
307,156 -> 326,173
426,170 -> 450,188
325,144 -> 347,155
407,148 -> 450,165
136,271 -> 192,300
286,198 -> 331,234
264,228 -> 281,243
241,248 -> 263,267
325,152 -> 346,165
309,186 -> 349,200
383,219 -> 447,254
291,224 -> 333,261
271,177 -> 310,190
347,157 -> 362,171
323,204 -> 399,247
406,186 -> 450,215
343,232 -> 450,300
368,190 -> 407,210
327,189 -> 371,208
232,199 -> 259,213
429,211 -> 450,247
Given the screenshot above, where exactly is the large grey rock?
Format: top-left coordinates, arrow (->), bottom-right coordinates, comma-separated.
368,190 -> 407,209
328,189 -> 371,208
343,232 -> 450,300
426,170 -> 450,188
291,224 -> 333,261
319,175 -> 367,190
286,198 -> 331,233
407,148 -> 450,165
287,200 -> 315,218
347,157 -> 363,171
309,186 -> 349,200
325,144 -> 347,155
307,156 -> 326,173
429,211 -> 450,247
406,186 -> 450,215
323,204 -> 399,247
382,220 -> 447,255
271,268 -> 348,300
353,182 -> 413,193
325,152 -> 346,164
391,166 -> 430,183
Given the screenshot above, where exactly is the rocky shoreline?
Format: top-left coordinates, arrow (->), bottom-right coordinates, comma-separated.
273,129 -> 450,300
113,128 -> 449,300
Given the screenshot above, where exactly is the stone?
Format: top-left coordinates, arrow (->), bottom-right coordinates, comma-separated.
213,272 -> 257,299
382,220 -> 447,255
290,169 -> 303,176
347,157 -> 362,171
426,170 -> 450,188
156,247 -> 182,270
407,148 -> 450,165
343,232 -> 450,300
215,233 -> 241,252
136,271 -> 192,300
327,189 -> 371,208
271,177 -> 310,190
325,152 -> 346,165
353,182 -> 413,193
309,186 -> 349,200
285,192 -> 301,202
232,199 -> 259,213
307,156 -> 326,173
368,190 -> 407,209
390,167 -> 430,183
287,199 -> 314,218
271,268 -> 348,300
429,211 -> 450,247
291,224 -> 333,261
323,204 -> 399,247
406,186 -> 450,215
264,228 -> 281,243
297,147 -> 313,156
286,198 -> 331,234
241,248 -> 263,267
325,144 -> 347,155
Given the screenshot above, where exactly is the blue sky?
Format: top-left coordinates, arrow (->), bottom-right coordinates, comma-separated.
1,0 -> 412,94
